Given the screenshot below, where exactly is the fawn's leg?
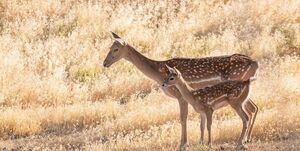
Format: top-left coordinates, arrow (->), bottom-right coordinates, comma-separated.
200,113 -> 207,144
206,109 -> 213,147
232,104 -> 250,148
178,98 -> 188,149
245,98 -> 258,142
242,100 -> 252,143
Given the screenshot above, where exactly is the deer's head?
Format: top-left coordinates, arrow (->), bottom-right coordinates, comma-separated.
103,32 -> 128,67
162,65 -> 182,88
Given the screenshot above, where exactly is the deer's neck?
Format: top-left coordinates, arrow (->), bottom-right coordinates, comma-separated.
124,45 -> 162,83
175,78 -> 198,106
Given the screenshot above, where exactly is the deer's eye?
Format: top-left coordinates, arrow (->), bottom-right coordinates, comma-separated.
169,77 -> 174,81
113,49 -> 119,52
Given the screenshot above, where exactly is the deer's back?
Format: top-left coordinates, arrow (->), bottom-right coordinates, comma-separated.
160,54 -> 256,82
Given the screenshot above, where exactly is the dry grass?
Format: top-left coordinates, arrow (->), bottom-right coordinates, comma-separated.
0,0 -> 300,150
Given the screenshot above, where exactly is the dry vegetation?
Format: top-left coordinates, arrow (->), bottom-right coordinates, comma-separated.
0,0 -> 300,150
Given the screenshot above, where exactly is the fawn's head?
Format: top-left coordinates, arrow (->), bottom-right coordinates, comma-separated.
162,65 -> 182,88
103,32 -> 128,67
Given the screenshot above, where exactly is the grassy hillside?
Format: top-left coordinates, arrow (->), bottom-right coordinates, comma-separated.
0,0 -> 299,150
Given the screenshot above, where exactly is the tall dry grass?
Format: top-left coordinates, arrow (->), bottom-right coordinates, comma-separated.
0,0 -> 299,150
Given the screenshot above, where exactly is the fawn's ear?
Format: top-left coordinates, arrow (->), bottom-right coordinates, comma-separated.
173,67 -> 181,76
166,65 -> 176,74
111,31 -> 127,46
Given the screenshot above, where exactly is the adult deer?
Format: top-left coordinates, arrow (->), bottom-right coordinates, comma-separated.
163,65 -> 254,149
103,32 -> 258,149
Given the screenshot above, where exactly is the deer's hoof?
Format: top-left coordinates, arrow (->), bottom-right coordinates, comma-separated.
243,137 -> 252,144
199,140 -> 204,145
246,139 -> 252,143
177,143 -> 188,151
220,143 -> 229,150
236,144 -> 247,150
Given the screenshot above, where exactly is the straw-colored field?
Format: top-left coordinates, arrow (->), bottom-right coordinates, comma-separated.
0,0 -> 300,150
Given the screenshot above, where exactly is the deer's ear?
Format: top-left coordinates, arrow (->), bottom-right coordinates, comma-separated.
111,32 -> 127,46
111,31 -> 121,39
115,38 -> 127,46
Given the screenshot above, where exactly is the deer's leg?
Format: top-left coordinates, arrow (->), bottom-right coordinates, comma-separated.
245,98 -> 258,143
200,113 -> 207,144
178,98 -> 188,148
206,109 -> 213,147
163,87 -> 189,150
